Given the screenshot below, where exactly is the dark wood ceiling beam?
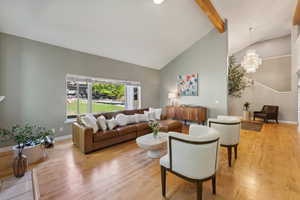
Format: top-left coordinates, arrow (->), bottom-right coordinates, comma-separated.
195,0 -> 225,33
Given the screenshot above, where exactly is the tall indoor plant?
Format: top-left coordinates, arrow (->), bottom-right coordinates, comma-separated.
0,124 -> 54,177
228,55 -> 248,97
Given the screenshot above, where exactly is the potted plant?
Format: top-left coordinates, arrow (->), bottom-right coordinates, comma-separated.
243,102 -> 251,121
148,121 -> 160,138
0,124 -> 54,177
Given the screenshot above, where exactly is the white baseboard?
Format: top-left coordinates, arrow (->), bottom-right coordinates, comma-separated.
0,134 -> 72,153
232,115 -> 298,125
278,120 -> 298,124
55,134 -> 72,141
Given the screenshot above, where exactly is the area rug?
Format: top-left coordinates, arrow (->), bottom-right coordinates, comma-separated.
241,121 -> 263,132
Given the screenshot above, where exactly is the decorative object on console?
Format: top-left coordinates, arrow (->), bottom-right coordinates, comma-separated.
243,102 -> 251,121
168,92 -> 176,106
148,120 -> 160,137
177,73 -> 198,96
0,124 -> 54,177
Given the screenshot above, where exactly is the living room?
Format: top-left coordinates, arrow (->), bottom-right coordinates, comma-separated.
0,0 -> 300,200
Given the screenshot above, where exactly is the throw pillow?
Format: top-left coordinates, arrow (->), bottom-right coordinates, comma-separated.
135,114 -> 148,122
150,107 -> 162,120
127,115 -> 137,124
115,114 -> 128,126
106,118 -> 118,130
97,115 -> 107,131
144,111 -> 156,121
81,114 -> 99,133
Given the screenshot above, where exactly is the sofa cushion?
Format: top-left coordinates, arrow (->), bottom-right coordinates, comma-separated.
135,122 -> 151,131
97,115 -> 107,131
117,124 -> 137,136
127,115 -> 137,124
135,114 -> 148,123
81,114 -> 99,133
106,118 -> 118,130
93,130 -> 118,142
115,114 -> 128,126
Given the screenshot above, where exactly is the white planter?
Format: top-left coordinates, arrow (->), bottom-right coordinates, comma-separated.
243,111 -> 251,121
12,144 -> 46,164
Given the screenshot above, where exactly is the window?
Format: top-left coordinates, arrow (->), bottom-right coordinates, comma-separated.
66,74 -> 141,119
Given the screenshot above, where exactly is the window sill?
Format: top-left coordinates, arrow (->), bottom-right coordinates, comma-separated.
64,118 -> 76,124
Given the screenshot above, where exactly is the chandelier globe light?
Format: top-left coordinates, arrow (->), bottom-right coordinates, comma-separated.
241,27 -> 262,73
241,49 -> 262,73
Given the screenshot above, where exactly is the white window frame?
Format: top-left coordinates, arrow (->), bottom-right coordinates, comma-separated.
66,74 -> 141,119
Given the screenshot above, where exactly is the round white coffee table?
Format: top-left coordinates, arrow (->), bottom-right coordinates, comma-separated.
136,132 -> 169,158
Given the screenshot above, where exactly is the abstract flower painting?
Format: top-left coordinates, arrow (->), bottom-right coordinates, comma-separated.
177,73 -> 198,96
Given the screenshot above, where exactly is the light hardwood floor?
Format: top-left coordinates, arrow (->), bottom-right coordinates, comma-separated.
22,123 -> 300,199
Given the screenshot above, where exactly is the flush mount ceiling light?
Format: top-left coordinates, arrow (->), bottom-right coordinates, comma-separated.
153,0 -> 165,5
241,27 -> 262,73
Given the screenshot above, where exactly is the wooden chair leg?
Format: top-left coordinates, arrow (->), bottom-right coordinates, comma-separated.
227,146 -> 232,167
234,145 -> 238,160
197,181 -> 203,200
212,175 -> 216,195
161,166 -> 166,197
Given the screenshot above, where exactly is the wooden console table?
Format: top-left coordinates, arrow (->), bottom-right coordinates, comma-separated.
165,105 -> 207,125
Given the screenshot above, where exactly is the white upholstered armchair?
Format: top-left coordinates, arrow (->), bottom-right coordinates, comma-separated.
160,125 -> 220,200
208,116 -> 241,167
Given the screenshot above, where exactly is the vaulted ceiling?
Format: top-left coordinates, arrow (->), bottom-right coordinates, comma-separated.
212,0 -> 296,54
0,0 -> 296,69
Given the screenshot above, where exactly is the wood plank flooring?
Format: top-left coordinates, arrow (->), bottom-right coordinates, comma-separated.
34,123 -> 300,200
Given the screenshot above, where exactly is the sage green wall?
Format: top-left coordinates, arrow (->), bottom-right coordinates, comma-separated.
160,29 -> 229,117
0,33 -> 160,146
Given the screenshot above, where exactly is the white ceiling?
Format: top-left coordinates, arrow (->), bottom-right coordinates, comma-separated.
0,0 -> 213,69
0,0 -> 297,69
212,0 -> 297,54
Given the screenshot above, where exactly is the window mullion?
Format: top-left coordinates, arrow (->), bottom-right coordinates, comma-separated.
76,82 -> 80,116
88,82 -> 92,113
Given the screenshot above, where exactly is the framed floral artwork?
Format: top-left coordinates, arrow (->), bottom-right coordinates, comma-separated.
177,73 -> 198,96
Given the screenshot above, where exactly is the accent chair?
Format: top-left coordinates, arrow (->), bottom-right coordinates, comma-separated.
208,116 -> 241,167
160,125 -> 220,200
253,105 -> 279,123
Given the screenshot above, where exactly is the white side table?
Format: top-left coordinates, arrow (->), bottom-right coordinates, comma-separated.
136,132 -> 169,158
